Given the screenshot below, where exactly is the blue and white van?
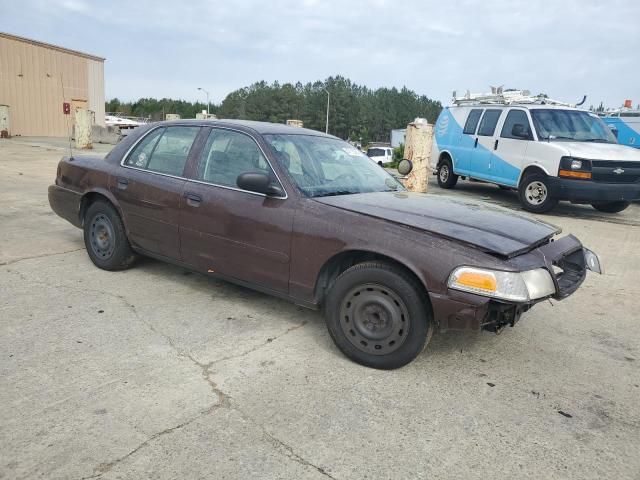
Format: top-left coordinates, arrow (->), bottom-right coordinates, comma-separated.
601,110 -> 640,149
431,95 -> 640,213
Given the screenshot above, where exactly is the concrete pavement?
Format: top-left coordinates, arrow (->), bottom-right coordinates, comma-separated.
1,137 -> 639,479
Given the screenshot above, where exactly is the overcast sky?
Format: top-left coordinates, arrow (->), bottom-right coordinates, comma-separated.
3,0 -> 639,108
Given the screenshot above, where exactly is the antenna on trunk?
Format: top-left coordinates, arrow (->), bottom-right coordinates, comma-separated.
60,75 -> 74,160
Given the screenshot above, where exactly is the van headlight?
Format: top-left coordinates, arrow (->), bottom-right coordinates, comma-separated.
448,267 -> 556,302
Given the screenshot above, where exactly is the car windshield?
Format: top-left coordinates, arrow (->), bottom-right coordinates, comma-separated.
264,134 -> 405,198
530,109 -> 618,143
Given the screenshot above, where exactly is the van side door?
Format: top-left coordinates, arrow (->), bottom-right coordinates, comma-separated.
470,109 -> 502,181
493,109 -> 533,186
454,108 -> 483,174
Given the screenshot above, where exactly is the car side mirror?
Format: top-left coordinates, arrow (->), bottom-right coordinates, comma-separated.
236,172 -> 283,196
397,159 -> 413,176
511,124 -> 530,139
608,125 -> 619,139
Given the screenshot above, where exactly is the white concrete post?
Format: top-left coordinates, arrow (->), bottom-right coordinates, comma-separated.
402,118 -> 433,193
75,108 -> 93,149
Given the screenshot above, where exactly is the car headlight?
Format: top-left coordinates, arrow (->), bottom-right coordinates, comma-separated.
448,266 -> 556,302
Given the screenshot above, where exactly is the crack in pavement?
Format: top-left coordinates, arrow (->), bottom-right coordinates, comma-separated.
6,261 -> 331,479
1,248 -> 85,266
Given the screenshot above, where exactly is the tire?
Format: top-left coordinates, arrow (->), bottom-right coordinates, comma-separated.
591,201 -> 631,213
324,262 -> 434,370
518,173 -> 559,213
83,200 -> 136,271
437,158 -> 458,189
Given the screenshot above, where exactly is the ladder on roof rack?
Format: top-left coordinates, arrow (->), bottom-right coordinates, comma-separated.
451,86 -> 586,108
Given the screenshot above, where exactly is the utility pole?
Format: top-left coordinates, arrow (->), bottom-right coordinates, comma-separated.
197,87 -> 210,115
323,88 -> 330,134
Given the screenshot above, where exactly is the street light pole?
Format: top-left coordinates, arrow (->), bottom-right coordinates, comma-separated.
323,88 -> 330,134
197,87 -> 210,115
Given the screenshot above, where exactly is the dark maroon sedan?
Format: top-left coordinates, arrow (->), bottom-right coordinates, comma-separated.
49,120 -> 601,369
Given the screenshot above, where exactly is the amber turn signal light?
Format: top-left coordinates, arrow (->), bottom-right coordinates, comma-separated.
558,169 -> 592,180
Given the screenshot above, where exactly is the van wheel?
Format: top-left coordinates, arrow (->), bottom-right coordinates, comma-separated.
437,158 -> 458,189
591,201 -> 630,213
324,262 -> 433,370
518,173 -> 558,213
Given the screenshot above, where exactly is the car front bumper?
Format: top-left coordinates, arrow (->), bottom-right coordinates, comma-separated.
430,235 -> 601,332
547,177 -> 640,203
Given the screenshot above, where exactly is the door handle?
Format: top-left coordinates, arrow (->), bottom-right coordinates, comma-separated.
116,177 -> 129,190
494,139 -> 499,150
183,192 -> 202,207
474,138 -> 478,148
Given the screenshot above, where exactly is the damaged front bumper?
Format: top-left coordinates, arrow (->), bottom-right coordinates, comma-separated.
431,235 -> 602,332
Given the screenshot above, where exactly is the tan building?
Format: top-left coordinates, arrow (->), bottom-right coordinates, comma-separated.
0,32 -> 105,137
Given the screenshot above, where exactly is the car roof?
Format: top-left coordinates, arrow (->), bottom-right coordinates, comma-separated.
153,119 -> 339,138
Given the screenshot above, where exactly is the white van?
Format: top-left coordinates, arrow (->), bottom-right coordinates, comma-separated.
430,92 -> 640,213
367,146 -> 394,166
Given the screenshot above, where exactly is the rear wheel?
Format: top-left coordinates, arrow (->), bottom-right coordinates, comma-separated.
437,158 -> 458,189
83,200 -> 136,270
518,173 -> 558,213
591,201 -> 631,213
324,262 -> 433,369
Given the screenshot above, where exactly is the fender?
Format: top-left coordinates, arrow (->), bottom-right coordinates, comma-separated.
80,185 -> 129,233
517,163 -> 552,185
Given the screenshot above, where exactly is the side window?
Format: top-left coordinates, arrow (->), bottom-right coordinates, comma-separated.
463,109 -> 483,135
196,128 -> 272,188
146,126 -> 200,176
124,128 -> 165,169
124,126 -> 199,176
501,110 -> 532,140
477,109 -> 502,136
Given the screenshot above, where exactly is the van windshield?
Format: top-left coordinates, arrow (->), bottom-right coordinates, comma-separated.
530,109 -> 618,143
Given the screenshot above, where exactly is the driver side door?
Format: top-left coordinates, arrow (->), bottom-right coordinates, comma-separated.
179,127 -> 295,293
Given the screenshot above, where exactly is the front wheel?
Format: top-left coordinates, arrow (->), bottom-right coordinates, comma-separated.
437,158 -> 458,189
324,262 -> 433,369
518,173 -> 558,213
591,201 -> 631,213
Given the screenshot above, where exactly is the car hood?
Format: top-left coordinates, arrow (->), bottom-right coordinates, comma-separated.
552,141 -> 640,161
314,192 -> 561,258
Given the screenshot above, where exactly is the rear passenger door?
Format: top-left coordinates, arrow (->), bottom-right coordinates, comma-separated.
493,109 -> 533,186
470,109 -> 502,180
113,125 -> 201,259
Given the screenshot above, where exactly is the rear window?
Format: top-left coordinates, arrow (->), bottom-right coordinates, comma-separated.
463,109 -> 483,134
367,148 -> 386,157
477,109 -> 502,136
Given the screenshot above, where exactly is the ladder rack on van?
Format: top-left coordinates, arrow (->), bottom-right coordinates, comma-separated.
451,86 -> 586,108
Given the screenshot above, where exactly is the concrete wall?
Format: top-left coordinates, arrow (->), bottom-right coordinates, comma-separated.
0,32 -> 105,137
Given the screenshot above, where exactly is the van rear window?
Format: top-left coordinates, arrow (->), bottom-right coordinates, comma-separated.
463,109 -> 483,134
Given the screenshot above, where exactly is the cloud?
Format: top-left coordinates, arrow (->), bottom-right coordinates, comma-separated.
3,0 -> 639,108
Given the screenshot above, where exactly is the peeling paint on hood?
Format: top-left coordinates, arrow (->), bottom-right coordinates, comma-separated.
314,192 -> 561,257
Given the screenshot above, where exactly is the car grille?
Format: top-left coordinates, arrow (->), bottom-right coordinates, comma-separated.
592,161 -> 640,183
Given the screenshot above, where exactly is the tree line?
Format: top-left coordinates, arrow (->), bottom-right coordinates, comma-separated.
106,76 -> 442,144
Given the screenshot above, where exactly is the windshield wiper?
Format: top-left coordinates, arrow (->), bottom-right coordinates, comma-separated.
316,190 -> 359,197
582,138 -> 611,143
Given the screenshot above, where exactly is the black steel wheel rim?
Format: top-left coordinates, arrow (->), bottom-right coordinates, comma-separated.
89,213 -> 116,260
339,283 -> 410,355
